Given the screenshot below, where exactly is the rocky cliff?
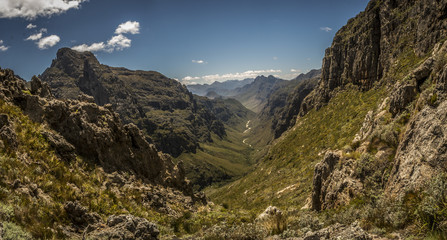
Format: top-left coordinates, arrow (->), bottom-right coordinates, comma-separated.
40,48 -> 225,157
301,0 -> 447,114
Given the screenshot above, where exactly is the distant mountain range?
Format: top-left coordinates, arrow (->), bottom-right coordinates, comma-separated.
187,78 -> 254,97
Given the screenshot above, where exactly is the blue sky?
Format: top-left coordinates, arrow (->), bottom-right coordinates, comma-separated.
0,0 -> 369,84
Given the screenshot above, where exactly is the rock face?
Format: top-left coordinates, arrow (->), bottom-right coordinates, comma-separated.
311,152 -> 362,211
301,0 -> 447,115
40,48 -> 225,157
0,68 -> 194,197
386,100 -> 447,197
83,215 -> 159,240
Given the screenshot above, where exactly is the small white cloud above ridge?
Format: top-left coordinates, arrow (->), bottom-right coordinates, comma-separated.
115,21 -> 140,35
320,27 -> 332,32
37,35 -> 60,49
0,0 -> 86,19
72,21 -> 139,53
290,69 -> 302,73
72,42 -> 106,52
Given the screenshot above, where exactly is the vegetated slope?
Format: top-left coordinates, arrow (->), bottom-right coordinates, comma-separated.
187,78 -> 254,97
231,75 -> 285,113
40,48 -> 225,157
0,68 -> 204,239
210,0 -> 447,237
177,96 -> 256,190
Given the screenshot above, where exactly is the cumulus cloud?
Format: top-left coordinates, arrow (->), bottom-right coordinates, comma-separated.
0,40 -> 9,52
107,34 -> 131,51
72,42 -> 106,52
183,76 -> 201,81
72,21 -> 139,53
26,32 -> 43,41
37,35 -> 60,49
0,0 -> 86,19
115,21 -> 140,35
192,60 -> 206,64
320,27 -> 332,32
26,23 -> 36,29
290,69 -> 302,73
182,69 -> 282,84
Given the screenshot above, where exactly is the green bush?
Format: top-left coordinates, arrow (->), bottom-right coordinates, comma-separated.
2,222 -> 32,240
417,173 -> 447,233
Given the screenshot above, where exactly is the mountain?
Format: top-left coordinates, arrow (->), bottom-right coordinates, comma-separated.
0,68 -> 202,239
39,48 -> 225,157
244,70 -> 321,154
210,0 -> 447,238
231,75 -> 285,113
187,78 -> 254,97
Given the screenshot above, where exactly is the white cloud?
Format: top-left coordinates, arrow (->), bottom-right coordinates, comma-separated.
0,40 -> 9,52
290,69 -> 302,73
72,42 -> 106,52
182,69 -> 282,84
26,23 -> 36,29
0,0 -> 86,19
37,35 -> 60,49
182,76 -> 200,81
107,34 -> 131,51
273,56 -> 278,60
72,21 -> 139,53
115,21 -> 140,35
26,32 -> 43,41
192,60 -> 206,64
320,27 -> 332,32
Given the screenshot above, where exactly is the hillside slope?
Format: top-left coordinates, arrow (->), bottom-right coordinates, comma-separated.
210,0 -> 447,237
40,48 -> 225,157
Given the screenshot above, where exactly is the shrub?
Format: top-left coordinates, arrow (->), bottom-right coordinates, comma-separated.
2,222 -> 32,240
417,173 -> 447,233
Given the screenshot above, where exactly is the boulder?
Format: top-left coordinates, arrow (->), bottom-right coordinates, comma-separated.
64,201 -> 101,229
83,214 -> 159,240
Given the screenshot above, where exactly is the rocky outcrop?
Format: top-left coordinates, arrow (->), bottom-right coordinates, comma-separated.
0,68 -> 195,198
386,100 -> 447,197
0,114 -> 17,150
303,221 -> 374,240
256,206 -> 286,234
83,215 -> 159,240
40,48 -> 225,157
64,201 -> 101,230
311,152 -> 363,211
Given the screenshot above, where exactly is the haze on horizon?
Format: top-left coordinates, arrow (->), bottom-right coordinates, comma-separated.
0,0 -> 368,84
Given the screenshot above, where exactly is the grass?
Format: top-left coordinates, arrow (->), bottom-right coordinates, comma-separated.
208,86 -> 386,212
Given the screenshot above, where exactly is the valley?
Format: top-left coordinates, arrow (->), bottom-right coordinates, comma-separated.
1,0 -> 447,239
